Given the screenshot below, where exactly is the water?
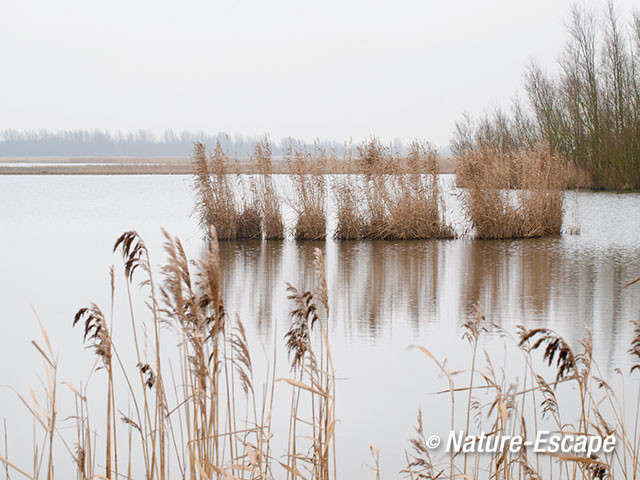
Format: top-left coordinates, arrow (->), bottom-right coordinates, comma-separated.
1,174 -> 639,478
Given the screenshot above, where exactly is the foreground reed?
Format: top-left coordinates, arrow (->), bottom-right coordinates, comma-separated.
1,228 -> 334,479
457,143 -> 567,239
403,300 -> 640,480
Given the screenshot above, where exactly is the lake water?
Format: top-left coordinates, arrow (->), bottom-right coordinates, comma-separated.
1,174 -> 639,478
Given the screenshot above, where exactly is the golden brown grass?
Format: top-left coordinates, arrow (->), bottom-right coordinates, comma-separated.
193,137 -> 454,241
404,305 -> 640,480
457,143 -> 567,239
1,228 -> 335,479
334,138 -> 453,240
287,143 -> 327,240
333,178 -> 363,240
254,137 -> 284,240
192,141 -> 242,240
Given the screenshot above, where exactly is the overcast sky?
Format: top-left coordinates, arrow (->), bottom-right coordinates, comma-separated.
1,0 -> 637,147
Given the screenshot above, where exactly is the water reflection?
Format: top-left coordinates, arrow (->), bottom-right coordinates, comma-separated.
217,236 -> 640,371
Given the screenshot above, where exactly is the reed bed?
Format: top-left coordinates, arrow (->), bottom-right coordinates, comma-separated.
403,301 -> 640,480
193,137 -> 454,242
191,139 -> 278,240
457,143 -> 567,239
192,141 -> 259,240
193,137 -> 570,242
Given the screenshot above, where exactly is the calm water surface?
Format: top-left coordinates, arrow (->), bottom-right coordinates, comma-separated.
1,175 -> 639,477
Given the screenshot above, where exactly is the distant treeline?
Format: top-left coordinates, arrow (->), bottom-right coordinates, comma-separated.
452,3 -> 640,190
0,129 -> 414,158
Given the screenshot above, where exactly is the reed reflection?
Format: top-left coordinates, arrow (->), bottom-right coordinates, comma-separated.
216,237 -> 640,370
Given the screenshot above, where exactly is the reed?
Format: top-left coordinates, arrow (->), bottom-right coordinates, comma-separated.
193,136 -> 456,241
254,136 -> 284,239
2,228 -> 335,480
333,177 -> 364,240
404,305 -> 640,480
3,235 -> 640,480
237,177 -> 263,240
191,142 -> 217,236
191,141 -> 245,240
334,138 -> 453,240
384,141 -> 454,240
287,142 -> 327,240
457,143 -> 566,239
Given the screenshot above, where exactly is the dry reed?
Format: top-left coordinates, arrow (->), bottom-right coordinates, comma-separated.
191,142 -> 242,240
2,228 -> 335,480
405,303 -> 640,480
457,142 -> 567,239
254,137 -> 284,239
287,142 -> 327,240
3,234 -> 640,480
334,138 -> 453,240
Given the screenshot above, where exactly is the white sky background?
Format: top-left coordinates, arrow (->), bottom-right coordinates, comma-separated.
1,0 -> 638,148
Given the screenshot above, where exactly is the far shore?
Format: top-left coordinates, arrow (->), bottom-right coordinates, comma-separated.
0,156 -> 458,175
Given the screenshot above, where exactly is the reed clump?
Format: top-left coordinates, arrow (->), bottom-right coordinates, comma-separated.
333,178 -> 364,240
191,140 -> 279,240
384,141 -> 454,240
254,137 -> 284,239
287,143 -> 327,240
334,138 -> 453,240
457,143 -> 567,239
192,141 -> 241,240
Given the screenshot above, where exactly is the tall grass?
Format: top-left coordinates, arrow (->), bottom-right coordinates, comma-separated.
287,143 -> 327,240
1,228 -> 335,479
191,141 -> 245,240
404,304 -> 640,479
333,138 -> 453,240
254,137 -> 284,240
193,136 -> 569,241
457,143 -> 567,239
193,137 -> 454,241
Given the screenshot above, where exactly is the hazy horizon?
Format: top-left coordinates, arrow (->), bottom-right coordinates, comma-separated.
2,0 -> 639,148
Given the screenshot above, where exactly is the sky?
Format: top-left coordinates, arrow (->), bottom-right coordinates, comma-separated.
1,0 -> 638,148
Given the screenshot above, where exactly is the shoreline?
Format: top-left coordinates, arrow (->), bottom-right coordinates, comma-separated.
0,156 -> 458,175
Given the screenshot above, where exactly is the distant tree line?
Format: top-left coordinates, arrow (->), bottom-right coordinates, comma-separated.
452,2 -> 640,189
0,129 -> 414,158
